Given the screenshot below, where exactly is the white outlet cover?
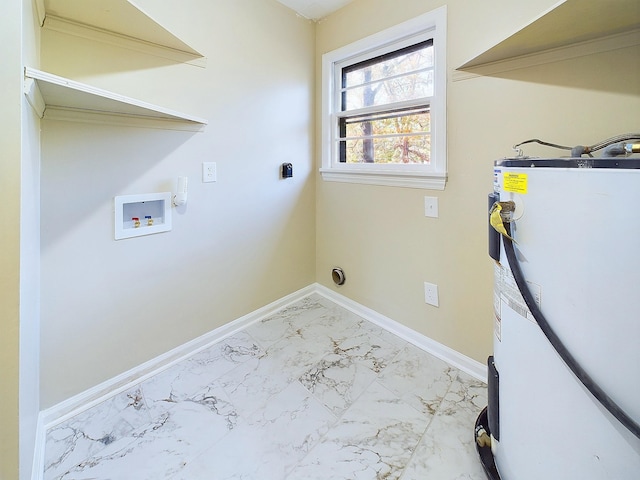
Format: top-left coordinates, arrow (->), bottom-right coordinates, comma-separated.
424,196 -> 439,218
424,281 -> 439,307
202,162 -> 217,183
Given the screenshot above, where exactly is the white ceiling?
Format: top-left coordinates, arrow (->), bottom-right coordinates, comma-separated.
276,0 -> 355,21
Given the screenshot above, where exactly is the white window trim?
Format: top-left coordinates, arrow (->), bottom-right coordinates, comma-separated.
320,6 -> 447,190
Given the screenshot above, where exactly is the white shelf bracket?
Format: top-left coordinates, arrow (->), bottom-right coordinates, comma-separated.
24,76 -> 45,118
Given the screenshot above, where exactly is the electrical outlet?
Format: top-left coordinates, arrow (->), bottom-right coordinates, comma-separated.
202,162 -> 217,183
424,282 -> 439,307
424,196 -> 438,218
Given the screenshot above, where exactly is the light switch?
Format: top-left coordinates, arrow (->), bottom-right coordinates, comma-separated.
424,196 -> 438,218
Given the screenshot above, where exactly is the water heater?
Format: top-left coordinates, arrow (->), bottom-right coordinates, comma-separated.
477,148 -> 640,479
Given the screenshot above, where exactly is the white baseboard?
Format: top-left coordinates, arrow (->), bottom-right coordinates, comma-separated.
34,283 -> 486,479
39,284 -> 316,430
314,284 -> 488,382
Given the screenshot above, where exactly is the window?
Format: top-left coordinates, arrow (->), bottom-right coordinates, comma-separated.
321,7 -> 447,189
339,40 -> 433,165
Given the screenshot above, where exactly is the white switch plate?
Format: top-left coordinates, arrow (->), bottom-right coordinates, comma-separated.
424,282 -> 439,307
202,162 -> 217,183
424,196 -> 438,218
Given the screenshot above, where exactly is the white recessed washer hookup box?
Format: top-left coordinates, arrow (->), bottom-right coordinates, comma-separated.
114,192 -> 172,240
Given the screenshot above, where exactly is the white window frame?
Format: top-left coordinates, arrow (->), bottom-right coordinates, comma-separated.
320,6 -> 447,190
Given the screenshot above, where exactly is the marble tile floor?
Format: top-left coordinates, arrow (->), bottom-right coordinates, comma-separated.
44,294 -> 488,480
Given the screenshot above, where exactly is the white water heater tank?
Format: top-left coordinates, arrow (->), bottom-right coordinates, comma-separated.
489,158 -> 640,479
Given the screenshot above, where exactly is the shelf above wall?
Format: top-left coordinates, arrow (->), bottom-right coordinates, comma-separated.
24,67 -> 207,131
35,0 -> 206,67
456,0 -> 640,77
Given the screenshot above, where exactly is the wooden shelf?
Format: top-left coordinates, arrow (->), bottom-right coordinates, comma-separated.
24,67 -> 207,131
36,0 -> 205,67
457,0 -> 640,74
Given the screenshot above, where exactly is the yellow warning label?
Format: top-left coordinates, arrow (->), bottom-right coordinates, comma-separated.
503,173 -> 528,194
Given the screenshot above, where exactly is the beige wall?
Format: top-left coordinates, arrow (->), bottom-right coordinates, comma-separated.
315,0 -> 640,363
39,0 -> 316,408
0,0 -> 23,475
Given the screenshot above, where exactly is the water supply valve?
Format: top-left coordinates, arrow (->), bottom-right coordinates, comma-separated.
489,201 -> 517,242
495,201 -> 516,222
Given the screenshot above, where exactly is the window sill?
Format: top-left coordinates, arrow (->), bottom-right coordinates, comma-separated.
319,168 -> 447,190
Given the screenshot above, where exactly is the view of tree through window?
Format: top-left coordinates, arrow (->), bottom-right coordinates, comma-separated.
339,40 -> 434,164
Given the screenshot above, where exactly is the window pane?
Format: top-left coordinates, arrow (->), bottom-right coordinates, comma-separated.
339,108 -> 431,164
342,40 -> 433,111
343,70 -> 433,111
341,135 -> 431,164
343,40 -> 433,86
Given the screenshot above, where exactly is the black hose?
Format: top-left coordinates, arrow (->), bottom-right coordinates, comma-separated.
502,222 -> 640,440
